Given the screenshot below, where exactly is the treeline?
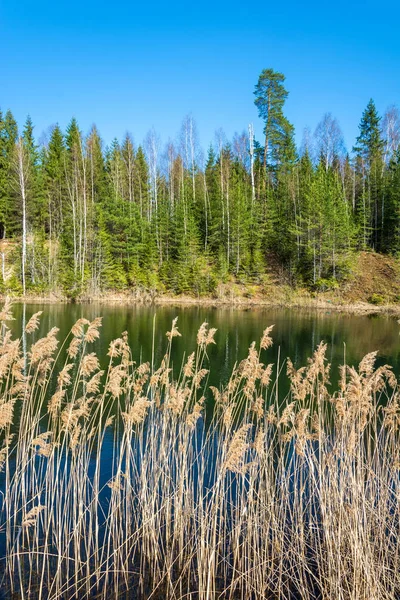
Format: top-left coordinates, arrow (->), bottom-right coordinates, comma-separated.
1,68 -> 400,297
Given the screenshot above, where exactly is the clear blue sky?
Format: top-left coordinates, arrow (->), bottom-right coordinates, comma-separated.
1,0 -> 399,154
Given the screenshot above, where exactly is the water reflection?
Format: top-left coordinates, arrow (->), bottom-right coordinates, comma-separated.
6,303 -> 400,403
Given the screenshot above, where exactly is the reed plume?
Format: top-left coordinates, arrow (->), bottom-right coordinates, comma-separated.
0,302 -> 399,600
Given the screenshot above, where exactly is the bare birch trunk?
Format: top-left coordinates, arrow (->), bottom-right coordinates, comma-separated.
80,139 -> 87,284
248,124 -> 256,212
1,225 -> 6,283
203,173 -> 208,251
16,138 -> 28,296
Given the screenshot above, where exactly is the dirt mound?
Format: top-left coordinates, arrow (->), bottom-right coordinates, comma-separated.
342,251 -> 400,304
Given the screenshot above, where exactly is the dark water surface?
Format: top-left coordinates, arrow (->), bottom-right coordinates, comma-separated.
9,302 -> 400,395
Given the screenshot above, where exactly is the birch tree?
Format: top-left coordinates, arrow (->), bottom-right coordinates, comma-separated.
382,105 -> 400,164
248,124 -> 256,209
13,137 -> 29,294
0,110 -> 18,283
314,113 -> 345,171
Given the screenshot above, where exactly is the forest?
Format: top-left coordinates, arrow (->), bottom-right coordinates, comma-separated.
1,68 -> 399,299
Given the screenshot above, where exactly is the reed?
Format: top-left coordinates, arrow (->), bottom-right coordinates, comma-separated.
0,301 -> 399,599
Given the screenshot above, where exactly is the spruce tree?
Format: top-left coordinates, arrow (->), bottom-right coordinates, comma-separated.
21,115 -> 46,288
353,99 -> 384,249
0,111 -> 18,238
43,124 -> 66,288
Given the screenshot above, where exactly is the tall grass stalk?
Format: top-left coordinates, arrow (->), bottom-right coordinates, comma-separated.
0,301 -> 399,599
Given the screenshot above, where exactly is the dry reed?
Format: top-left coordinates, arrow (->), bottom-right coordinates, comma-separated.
0,306 -> 399,599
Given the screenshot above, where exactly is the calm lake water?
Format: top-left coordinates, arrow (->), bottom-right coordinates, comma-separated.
9,302 -> 400,397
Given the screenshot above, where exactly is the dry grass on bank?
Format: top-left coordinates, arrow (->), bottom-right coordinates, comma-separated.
0,300 -> 400,599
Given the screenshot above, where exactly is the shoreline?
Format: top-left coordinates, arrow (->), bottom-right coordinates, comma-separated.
1,290 -> 400,316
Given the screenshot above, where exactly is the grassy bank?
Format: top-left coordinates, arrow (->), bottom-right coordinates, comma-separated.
2,251 -> 400,315
79,289 -> 400,315
3,289 -> 400,317
0,301 -> 400,598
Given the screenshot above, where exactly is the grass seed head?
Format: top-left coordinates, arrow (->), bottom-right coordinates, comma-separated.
86,370 -> 104,394
0,298 -> 14,322
84,317 -> 102,343
23,504 -> 45,528
67,337 -> 81,359
57,363 -> 74,388
166,317 -> 182,341
30,327 -> 59,365
48,389 -> 66,416
25,310 -> 43,334
0,400 -> 16,429
186,400 -> 204,429
224,423 -> 252,474
183,352 -> 195,378
71,318 -> 90,338
260,325 -> 274,350
122,397 -> 152,426
81,352 -> 100,377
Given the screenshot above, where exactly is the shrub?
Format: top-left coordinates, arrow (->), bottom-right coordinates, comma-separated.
368,293 -> 386,305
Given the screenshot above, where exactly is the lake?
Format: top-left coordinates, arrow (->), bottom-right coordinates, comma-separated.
2,302 -> 400,599
10,302 -> 400,394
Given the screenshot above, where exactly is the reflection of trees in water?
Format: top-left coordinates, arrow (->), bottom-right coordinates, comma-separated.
9,303 -> 400,398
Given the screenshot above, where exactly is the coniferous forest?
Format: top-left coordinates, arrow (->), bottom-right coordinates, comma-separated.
1,68 -> 400,299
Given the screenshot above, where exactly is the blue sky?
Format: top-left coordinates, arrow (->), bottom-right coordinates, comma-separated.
1,0 -> 399,155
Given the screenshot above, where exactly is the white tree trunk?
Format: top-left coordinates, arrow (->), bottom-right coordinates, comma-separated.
16,138 -> 28,296
248,124 -> 256,211
1,225 -> 6,283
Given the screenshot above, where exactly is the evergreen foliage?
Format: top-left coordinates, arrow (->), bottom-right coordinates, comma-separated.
0,74 -> 399,296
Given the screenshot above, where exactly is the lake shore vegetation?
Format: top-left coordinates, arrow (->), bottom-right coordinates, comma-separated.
1,302 -> 400,599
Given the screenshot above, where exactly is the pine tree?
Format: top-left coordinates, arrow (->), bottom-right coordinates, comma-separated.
254,69 -> 290,176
